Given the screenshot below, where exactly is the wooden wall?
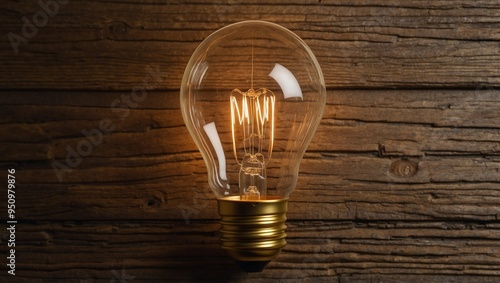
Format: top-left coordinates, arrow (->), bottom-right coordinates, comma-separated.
1,1 -> 500,282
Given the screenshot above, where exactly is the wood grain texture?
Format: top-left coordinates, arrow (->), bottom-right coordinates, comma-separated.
0,90 -> 498,223
1,0 -> 500,282
2,221 -> 500,282
1,1 -> 500,89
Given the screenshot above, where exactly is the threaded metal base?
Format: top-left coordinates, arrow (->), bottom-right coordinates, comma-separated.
218,196 -> 288,272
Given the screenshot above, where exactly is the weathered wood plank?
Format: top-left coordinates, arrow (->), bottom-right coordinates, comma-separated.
1,1 -> 500,89
1,90 -> 498,159
1,1 -> 500,281
0,89 -> 498,221
1,220 -> 500,282
3,168 -> 500,223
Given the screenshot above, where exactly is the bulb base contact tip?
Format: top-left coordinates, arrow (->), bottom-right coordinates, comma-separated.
218,196 -> 288,272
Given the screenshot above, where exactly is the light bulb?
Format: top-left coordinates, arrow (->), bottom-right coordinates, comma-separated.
180,20 -> 326,272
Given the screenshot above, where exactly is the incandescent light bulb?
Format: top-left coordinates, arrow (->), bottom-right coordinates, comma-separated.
180,20 -> 326,272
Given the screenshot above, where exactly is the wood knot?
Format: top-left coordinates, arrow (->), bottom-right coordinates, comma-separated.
147,195 -> 162,207
144,192 -> 167,211
107,21 -> 130,39
389,159 -> 418,178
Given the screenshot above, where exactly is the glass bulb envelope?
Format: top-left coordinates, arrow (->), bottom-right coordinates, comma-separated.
181,20 -> 326,201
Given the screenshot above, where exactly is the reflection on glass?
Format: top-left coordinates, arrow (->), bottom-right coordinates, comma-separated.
269,63 -> 303,100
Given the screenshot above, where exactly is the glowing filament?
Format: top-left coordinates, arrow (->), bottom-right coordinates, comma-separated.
230,88 -> 275,163
230,88 -> 275,200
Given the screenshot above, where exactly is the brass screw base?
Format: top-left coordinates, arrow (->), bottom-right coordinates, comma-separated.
218,196 -> 288,272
